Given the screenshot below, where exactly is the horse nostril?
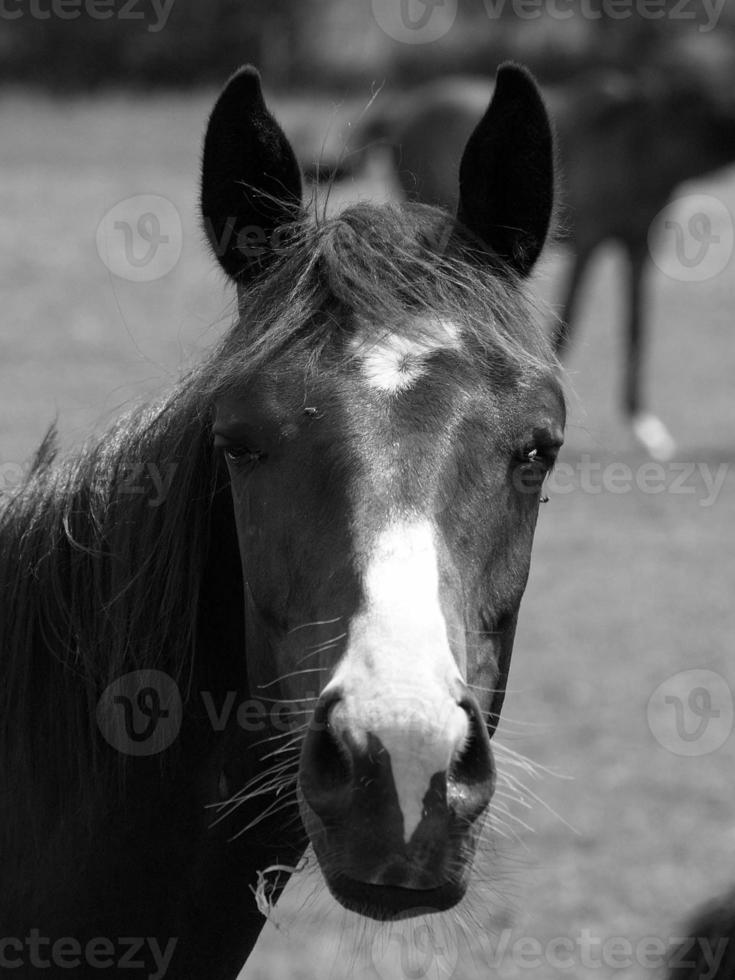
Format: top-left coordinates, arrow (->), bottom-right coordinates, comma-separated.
450,696 -> 495,798
299,690 -> 352,819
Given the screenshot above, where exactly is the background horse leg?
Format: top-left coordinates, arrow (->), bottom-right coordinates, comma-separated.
624,241 -> 676,460
550,244 -> 594,358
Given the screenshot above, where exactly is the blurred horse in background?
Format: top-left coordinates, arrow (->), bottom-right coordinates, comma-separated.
317,68 -> 735,459
667,888 -> 735,979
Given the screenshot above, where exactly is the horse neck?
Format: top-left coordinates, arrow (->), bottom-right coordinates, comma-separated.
0,405 -> 249,827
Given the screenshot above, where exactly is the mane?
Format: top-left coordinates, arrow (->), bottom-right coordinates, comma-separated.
0,388 -> 221,847
0,199 -> 556,855
202,201 -> 556,397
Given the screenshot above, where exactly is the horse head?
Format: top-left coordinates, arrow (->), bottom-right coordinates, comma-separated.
200,64 -> 564,921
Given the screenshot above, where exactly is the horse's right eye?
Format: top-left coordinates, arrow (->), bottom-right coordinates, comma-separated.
213,434 -> 265,465
224,445 -> 265,465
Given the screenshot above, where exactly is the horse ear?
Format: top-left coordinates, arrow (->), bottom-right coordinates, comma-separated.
456,63 -> 554,278
201,66 -> 303,283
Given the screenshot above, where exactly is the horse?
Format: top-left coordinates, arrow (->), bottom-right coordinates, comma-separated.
0,63 -> 563,978
666,889 -> 735,979
332,69 -> 735,460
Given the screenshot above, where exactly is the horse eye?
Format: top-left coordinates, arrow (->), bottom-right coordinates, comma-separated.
514,442 -> 558,499
521,446 -> 550,468
224,445 -> 265,465
519,438 -> 560,471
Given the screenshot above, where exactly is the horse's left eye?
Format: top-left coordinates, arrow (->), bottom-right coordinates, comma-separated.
519,445 -> 554,471
522,447 -> 550,468
513,442 -> 558,501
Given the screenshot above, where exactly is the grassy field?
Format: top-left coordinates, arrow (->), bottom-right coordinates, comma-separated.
1,89 -> 734,980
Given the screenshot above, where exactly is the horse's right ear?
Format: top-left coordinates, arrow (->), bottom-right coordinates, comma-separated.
201,66 -> 303,283
456,63 -> 554,278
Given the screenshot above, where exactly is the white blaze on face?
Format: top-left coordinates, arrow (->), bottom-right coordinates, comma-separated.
327,520 -> 468,842
354,320 -> 462,393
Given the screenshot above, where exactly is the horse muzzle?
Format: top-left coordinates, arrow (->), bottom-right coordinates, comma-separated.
298,686 -> 495,920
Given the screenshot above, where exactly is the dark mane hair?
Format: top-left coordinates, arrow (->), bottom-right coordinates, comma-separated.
0,393 -> 219,848
203,201 -> 555,393
0,200 -> 557,860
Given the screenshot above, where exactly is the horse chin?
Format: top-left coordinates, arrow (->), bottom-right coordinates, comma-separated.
299,798 -> 475,920
322,876 -> 468,922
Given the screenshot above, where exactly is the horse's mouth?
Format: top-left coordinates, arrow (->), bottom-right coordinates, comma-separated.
325,874 -> 466,921
300,799 -> 478,920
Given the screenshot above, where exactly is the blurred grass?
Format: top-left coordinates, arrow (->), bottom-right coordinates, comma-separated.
1,91 -> 734,980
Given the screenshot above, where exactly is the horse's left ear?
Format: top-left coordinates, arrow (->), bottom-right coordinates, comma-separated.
456,63 -> 554,278
201,66 -> 303,283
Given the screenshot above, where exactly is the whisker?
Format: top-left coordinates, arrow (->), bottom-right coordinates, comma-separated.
466,682 -> 512,695
253,695 -> 319,705
484,818 -> 526,844
492,787 -> 533,810
489,814 -> 536,844
260,737 -> 306,761
210,766 -> 298,811
495,742 -> 571,780
229,792 -> 300,840
211,771 -> 300,824
296,634 -> 348,664
249,722 -> 309,751
287,618 -> 343,635
257,666 -> 326,689
499,771 -> 579,834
